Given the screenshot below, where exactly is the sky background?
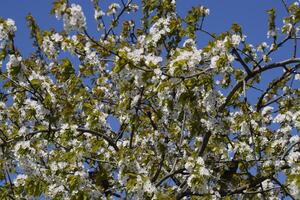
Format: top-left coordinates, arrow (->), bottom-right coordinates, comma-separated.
0,0 -> 290,56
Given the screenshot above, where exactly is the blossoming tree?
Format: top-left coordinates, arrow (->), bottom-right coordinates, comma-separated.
1,0 -> 300,199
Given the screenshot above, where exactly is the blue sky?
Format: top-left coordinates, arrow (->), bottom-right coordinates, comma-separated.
0,0 -> 290,56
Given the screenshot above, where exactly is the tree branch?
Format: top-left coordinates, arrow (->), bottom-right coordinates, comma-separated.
232,48 -> 252,75
2,128 -> 119,151
155,168 -> 186,187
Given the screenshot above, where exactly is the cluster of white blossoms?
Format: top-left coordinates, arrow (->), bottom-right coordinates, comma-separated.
257,42 -> 269,52
199,5 -> 210,16
185,157 -> 210,193
6,54 -> 22,78
202,90 -> 224,114
287,157 -> 300,199
40,33 -> 64,59
13,174 -> 28,187
0,18 -> 16,48
62,4 -> 86,32
41,35 -> 57,59
21,98 -> 50,121
231,34 -> 242,47
273,111 -> 294,124
169,39 -> 203,76
148,15 -> 172,45
107,3 -> 121,16
47,184 -> 66,198
83,41 -> 102,66
94,9 -> 105,20
121,46 -> 163,67
240,121 -> 251,135
267,30 -> 277,38
208,34 -> 242,71
132,176 -> 156,197
14,141 -> 31,153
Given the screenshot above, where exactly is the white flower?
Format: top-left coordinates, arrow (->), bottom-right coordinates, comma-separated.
287,151 -> 300,165
263,55 -> 271,62
169,42 -> 202,75
14,174 -> 28,187
257,42 -> 269,52
262,180 -> 274,190
267,30 -> 276,38
18,126 -> 27,136
74,170 -> 88,178
261,106 -> 273,116
187,173 -> 209,193
63,4 -> 86,32
41,36 -> 57,58
0,19 -> 17,48
85,51 -> 100,65
288,181 -> 300,199
107,3 -> 120,16
200,6 -> 210,16
240,121 -> 250,135
131,95 -> 140,107
14,141 -> 31,152
94,9 -> 105,20
6,54 -> 22,76
183,39 -> 196,47
127,48 -> 143,63
6,18 -> 17,33
274,114 -> 286,123
273,113 -> 291,123
185,159 -> 194,173
148,16 -> 172,45
231,34 -> 241,47
295,74 -> 300,80
24,98 -> 50,120
143,179 -> 156,193
0,102 -> 5,109
128,4 -> 139,12
261,42 -> 268,48
270,43 -> 276,51
28,71 -> 43,81
199,166 -> 210,176
196,157 -> 204,165
57,161 -> 68,170
202,90 -> 222,113
51,33 -> 63,42
290,135 -> 300,144
210,56 -> 219,68
227,54 -> 235,62
144,54 -> 163,66
48,184 -> 66,197
54,3 -> 67,19
154,68 -> 162,76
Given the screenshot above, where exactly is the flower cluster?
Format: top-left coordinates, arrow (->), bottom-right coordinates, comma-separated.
63,4 -> 86,32
0,18 -> 16,48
